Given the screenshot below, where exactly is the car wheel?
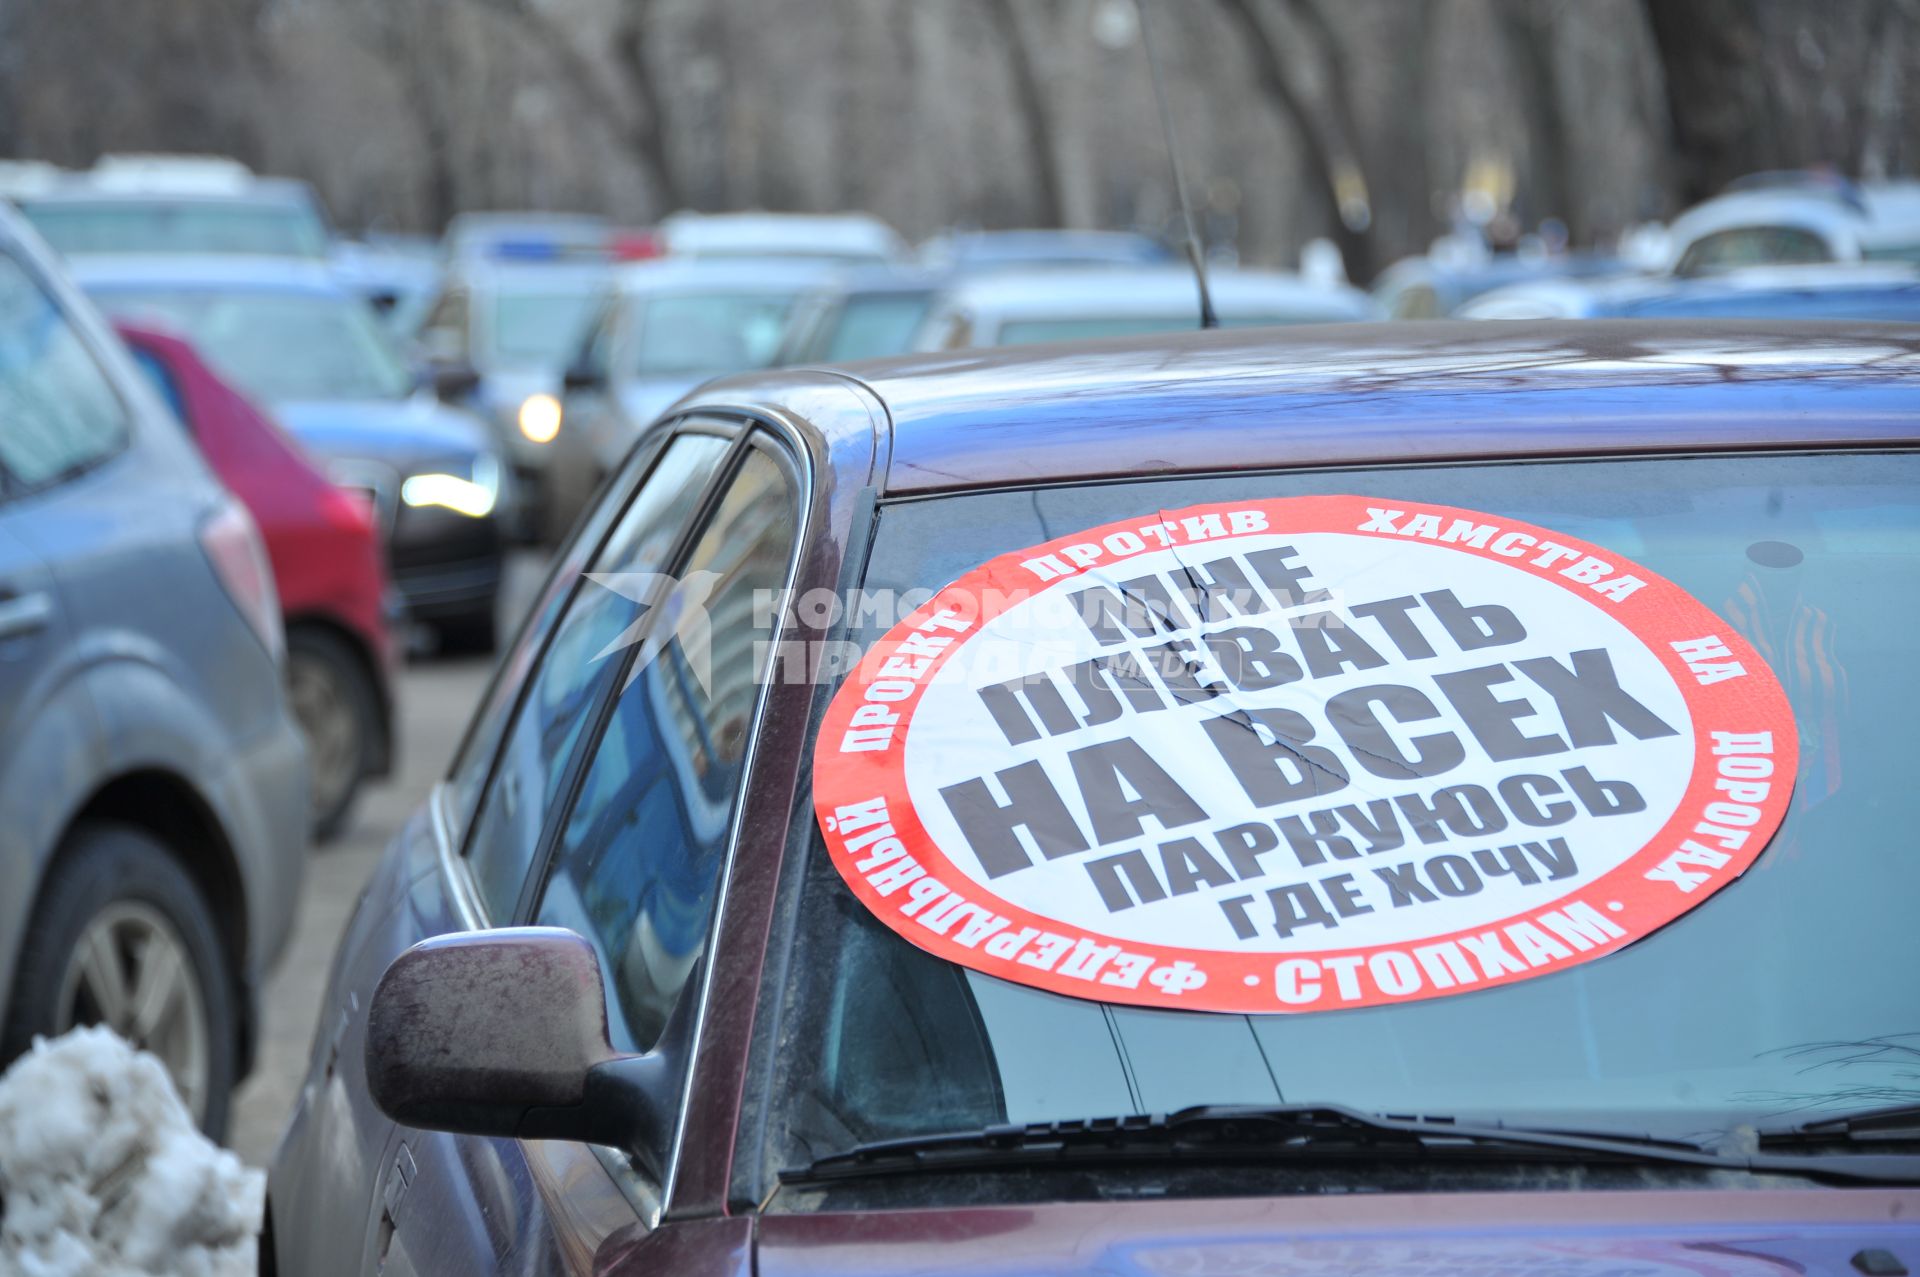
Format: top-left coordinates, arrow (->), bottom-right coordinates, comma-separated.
287,627 -> 379,844
1,821 -> 238,1140
433,607 -> 498,656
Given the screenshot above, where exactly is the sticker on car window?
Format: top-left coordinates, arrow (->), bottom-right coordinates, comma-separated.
811,496 -> 1796,1014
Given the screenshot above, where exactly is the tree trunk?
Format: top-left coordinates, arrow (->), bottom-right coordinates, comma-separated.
1219,0 -> 1375,279
986,0 -> 1064,228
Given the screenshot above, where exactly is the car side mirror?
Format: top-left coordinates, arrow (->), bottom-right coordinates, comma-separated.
427,360 -> 482,402
561,360 -> 605,394
365,928 -> 672,1173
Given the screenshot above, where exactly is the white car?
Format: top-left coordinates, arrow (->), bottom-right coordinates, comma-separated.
659,211 -> 906,265
1665,180 -> 1920,276
912,266 -> 1375,350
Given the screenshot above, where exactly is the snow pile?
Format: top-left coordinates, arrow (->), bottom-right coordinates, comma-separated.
0,1027 -> 263,1277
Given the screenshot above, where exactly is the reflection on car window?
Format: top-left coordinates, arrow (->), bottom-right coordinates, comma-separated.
534,444 -> 796,1054
0,252 -> 128,490
462,433 -> 730,923
777,452 -> 1920,1166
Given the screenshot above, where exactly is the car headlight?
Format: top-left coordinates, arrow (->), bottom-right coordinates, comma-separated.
401,453 -> 500,519
518,393 -> 562,444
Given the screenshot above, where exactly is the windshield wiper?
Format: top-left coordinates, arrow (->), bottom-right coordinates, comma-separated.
784,1103 -> 1920,1187
1760,1102 -> 1920,1148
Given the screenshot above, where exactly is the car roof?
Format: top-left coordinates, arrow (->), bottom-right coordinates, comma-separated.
925,228 -> 1174,268
21,177 -> 317,208
612,256 -> 852,295
716,320 -> 1920,495
450,258 -> 615,292
935,267 -> 1372,320
659,211 -> 905,261
1462,261 -> 1920,319
66,253 -> 347,296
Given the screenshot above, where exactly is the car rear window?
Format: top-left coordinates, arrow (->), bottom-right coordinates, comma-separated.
771,449 -> 1919,1190
23,200 -> 329,259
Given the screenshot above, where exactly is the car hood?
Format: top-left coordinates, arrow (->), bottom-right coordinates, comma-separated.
274,395 -> 490,467
695,1191 -> 1918,1277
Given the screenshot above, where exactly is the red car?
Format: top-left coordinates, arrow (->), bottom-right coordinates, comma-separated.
115,321 -> 396,841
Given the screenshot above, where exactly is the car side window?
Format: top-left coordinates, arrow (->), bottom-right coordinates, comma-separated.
0,250 -> 129,491
417,287 -> 470,359
532,440 -> 798,1056
460,431 -> 732,922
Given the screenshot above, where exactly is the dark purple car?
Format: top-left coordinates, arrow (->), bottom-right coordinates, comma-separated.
267,322 -> 1920,1275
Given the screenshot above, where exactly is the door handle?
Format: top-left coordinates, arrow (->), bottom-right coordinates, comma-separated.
0,591 -> 51,640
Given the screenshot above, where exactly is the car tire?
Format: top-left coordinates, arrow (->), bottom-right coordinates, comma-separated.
1,821 -> 239,1141
287,626 -> 379,844
434,607 -> 498,657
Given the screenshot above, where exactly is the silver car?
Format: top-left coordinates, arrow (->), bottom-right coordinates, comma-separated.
0,203 -> 308,1138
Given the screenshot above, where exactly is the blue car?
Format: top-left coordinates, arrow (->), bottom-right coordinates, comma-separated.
0,204 -> 308,1139
71,255 -> 508,652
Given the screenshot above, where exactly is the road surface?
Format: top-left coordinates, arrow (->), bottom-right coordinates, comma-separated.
228,552 -> 543,1167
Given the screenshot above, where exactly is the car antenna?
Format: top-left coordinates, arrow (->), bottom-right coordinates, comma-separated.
1137,0 -> 1218,329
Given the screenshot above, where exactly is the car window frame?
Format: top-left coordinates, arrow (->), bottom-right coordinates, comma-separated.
502,425 -> 793,926
510,418 -> 808,1207
439,416 -> 744,918
0,239 -> 135,498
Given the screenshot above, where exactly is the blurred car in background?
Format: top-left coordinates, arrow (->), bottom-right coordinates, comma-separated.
114,321 -> 396,842
16,156 -> 333,261
0,203 -> 306,1139
913,266 -> 1375,349
332,235 -> 444,338
442,211 -> 612,265
73,256 -> 508,653
919,227 -> 1174,273
1370,250 -> 1629,319
1458,261 -> 1920,321
1663,176 -> 1920,276
771,264 -> 948,365
659,210 -> 906,265
544,256 -> 843,538
413,258 -> 613,537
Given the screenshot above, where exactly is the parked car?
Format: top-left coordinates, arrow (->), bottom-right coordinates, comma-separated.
919,228 -> 1174,273
113,320 -> 396,842
659,211 -> 906,265
1370,250 -> 1629,319
16,157 -> 333,262
912,266 -> 1375,349
543,256 -> 844,539
1459,262 -> 1920,321
412,258 -> 613,537
0,203 -> 307,1140
331,236 -> 444,338
270,319 -> 1918,1274
1663,177 -> 1920,277
442,212 -> 612,265
71,255 -> 507,652
770,265 -> 949,366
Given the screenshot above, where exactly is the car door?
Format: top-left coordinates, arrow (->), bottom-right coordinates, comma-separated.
0,238 -> 117,958
365,422 -> 801,1276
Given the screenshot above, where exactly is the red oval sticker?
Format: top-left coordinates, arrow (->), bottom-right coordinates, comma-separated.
812,496 -> 1796,1014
